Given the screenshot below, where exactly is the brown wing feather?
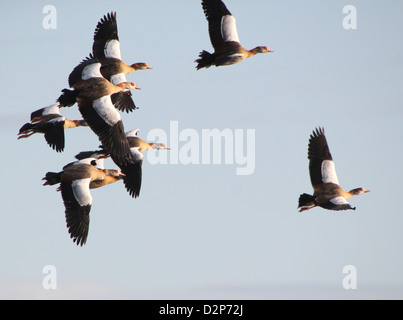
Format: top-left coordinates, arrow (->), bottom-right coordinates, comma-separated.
308,127 -> 333,187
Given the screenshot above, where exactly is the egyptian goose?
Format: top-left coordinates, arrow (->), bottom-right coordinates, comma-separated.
43,163 -> 125,246
57,54 -> 140,106
195,0 -> 273,69
108,129 -> 170,198
43,149 -> 109,186
298,128 -> 370,212
17,104 -> 87,152
59,56 -> 138,164
92,12 -> 152,113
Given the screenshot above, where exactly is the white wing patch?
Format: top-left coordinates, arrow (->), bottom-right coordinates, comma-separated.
82,62 -> 102,80
43,104 -> 61,115
105,39 -> 122,60
321,160 -> 339,185
48,116 -> 65,124
71,178 -> 92,207
330,196 -> 349,206
110,73 -> 127,86
228,53 -> 244,59
221,15 -> 240,43
130,146 -> 144,162
126,129 -> 140,137
92,96 -> 122,126
94,159 -> 104,169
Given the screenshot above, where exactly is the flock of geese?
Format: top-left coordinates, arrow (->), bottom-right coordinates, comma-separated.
17,0 -> 369,246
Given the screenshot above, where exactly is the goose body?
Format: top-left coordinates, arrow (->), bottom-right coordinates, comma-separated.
108,129 -> 170,198
43,149 -> 110,187
92,12 -> 151,113
298,128 -> 369,212
195,0 -> 273,69
58,55 -> 139,106
44,163 -> 125,246
61,56 -> 138,164
17,104 -> 87,152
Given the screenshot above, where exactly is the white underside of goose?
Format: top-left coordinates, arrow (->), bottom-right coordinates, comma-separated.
329,196 -> 349,206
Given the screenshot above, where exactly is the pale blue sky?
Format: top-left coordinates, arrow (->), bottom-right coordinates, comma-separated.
0,0 -> 402,299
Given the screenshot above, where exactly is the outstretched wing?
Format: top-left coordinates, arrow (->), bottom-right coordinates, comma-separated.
308,127 -> 340,187
42,118 -> 66,152
30,104 -> 60,121
111,91 -> 137,113
77,96 -> 132,165
112,136 -> 143,198
92,11 -> 121,60
202,0 -> 239,49
68,55 -> 102,87
60,178 -> 92,246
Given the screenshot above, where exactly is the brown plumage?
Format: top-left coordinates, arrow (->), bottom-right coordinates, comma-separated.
44,163 -> 125,246
195,0 -> 273,69
17,104 -> 88,152
107,129 -> 170,198
59,56 -> 138,165
57,55 -> 139,107
298,128 -> 370,213
92,12 -> 151,112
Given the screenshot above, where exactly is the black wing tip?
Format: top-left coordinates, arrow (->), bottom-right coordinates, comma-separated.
93,11 -> 118,43
111,91 -> 138,113
126,183 -> 141,198
95,11 -> 117,29
202,0 -> 232,19
72,236 -> 87,247
46,136 -> 65,153
311,127 -> 325,138
66,204 -> 91,247
117,159 -> 143,199
61,183 -> 91,247
100,11 -> 117,23
130,189 -> 141,198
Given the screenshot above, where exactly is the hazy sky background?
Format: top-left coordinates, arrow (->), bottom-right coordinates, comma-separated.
0,0 -> 402,299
